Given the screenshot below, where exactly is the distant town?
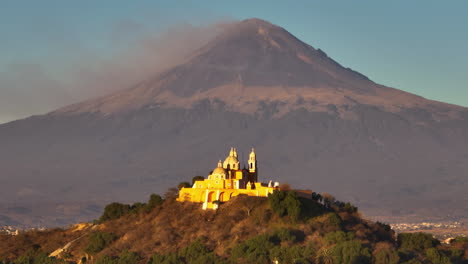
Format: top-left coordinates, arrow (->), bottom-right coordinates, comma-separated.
390,221 -> 467,242
0,225 -> 45,236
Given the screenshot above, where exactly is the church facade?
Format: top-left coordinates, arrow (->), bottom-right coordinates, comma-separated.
177,147 -> 279,209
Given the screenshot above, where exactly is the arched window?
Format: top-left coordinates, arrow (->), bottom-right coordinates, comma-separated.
250,163 -> 253,169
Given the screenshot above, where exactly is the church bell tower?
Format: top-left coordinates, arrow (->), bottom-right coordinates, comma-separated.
248,148 -> 257,172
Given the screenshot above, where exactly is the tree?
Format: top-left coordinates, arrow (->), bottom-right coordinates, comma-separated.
397,233 -> 439,252
230,234 -> 275,264
178,182 -> 192,190
99,202 -> 131,222
147,193 -> 164,208
374,248 -> 399,264
179,239 -> 211,263
311,192 -> 323,202
331,240 -> 371,264
321,193 -> 335,209
192,176 -> 205,184
324,231 -> 354,245
236,195 -> 258,216
85,232 -> 117,254
164,187 -> 179,200
425,248 -> 450,264
130,202 -> 145,213
268,190 -> 302,221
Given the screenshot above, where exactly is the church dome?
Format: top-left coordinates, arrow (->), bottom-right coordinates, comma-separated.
212,167 -> 227,175
211,160 -> 227,179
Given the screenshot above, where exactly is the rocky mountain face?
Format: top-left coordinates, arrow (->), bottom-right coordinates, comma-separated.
1,18 -> 467,226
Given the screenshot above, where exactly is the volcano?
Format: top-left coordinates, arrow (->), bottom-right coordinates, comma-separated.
1,18 -> 467,226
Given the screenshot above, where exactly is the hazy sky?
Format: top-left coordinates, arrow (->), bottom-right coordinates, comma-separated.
1,0 -> 467,123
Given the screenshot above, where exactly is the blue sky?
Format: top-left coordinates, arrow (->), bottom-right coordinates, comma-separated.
0,0 -> 467,122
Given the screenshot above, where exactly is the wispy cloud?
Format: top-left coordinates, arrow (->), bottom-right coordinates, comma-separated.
0,20 -> 234,124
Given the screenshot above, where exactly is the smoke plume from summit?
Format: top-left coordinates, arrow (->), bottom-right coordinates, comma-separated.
0,20 -> 234,124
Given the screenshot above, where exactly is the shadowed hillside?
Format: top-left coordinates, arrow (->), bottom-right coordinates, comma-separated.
1,190 -> 467,264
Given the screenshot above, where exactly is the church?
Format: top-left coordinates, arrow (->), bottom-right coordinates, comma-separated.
177,147 -> 279,209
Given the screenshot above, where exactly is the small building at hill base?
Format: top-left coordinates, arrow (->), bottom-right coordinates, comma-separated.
177,147 -> 279,209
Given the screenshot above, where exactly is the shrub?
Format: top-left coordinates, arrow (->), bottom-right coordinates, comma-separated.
85,231 -> 118,254
450,236 -> 468,243
117,250 -> 141,264
324,231 -> 355,245
95,255 -> 116,264
270,245 -> 313,264
321,193 -> 335,209
230,234 -> 275,263
178,182 -> 192,190
148,240 -> 226,264
149,253 -> 180,264
331,240 -> 371,264
15,252 -> 62,264
179,239 -> 211,262
342,202 -> 358,213
147,193 -> 164,209
400,259 -> 422,264
192,176 -> 205,184
271,228 -> 299,243
311,192 -> 322,202
298,197 -> 325,219
99,202 -> 131,222
397,233 -> 439,252
425,248 -> 451,264
374,248 -> 399,264
164,188 -> 179,200
130,202 -> 145,213
268,190 -> 301,221
325,213 -> 343,230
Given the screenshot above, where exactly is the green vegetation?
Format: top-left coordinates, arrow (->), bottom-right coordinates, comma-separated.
147,194 -> 164,209
397,232 -> 439,252
268,190 -> 302,221
1,190 -> 467,264
229,229 -> 312,264
14,251 -> 63,264
425,247 -> 451,264
148,239 -> 226,264
98,193 -> 164,223
451,236 -> 468,243
191,176 -> 205,184
177,182 -> 191,190
331,240 -> 371,264
94,250 -> 142,264
98,203 -> 131,222
324,231 -> 355,245
374,247 -> 399,264
85,231 -> 118,254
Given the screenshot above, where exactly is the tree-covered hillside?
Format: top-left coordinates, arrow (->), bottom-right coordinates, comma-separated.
1,189 -> 467,264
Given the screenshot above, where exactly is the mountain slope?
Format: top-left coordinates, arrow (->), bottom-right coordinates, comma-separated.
0,18 -> 467,227
56,18 -> 461,118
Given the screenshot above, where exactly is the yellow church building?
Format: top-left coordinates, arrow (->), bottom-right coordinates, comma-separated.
177,147 -> 279,209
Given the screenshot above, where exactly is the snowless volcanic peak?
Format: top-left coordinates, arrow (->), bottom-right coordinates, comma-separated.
2,19 -> 468,227
154,18 -> 375,95
56,18 -> 461,117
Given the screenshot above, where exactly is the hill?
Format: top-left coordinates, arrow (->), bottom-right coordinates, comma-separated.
0,18 -> 467,226
1,189 -> 467,264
